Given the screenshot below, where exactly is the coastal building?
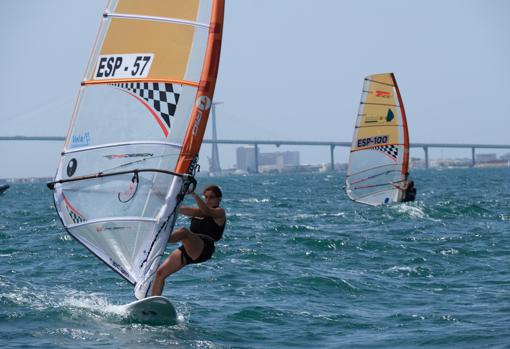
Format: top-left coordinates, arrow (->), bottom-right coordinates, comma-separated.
236,146 -> 258,173
476,153 -> 497,163
236,147 -> 300,173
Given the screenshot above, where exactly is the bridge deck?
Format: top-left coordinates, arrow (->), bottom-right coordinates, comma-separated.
1,136 -> 509,170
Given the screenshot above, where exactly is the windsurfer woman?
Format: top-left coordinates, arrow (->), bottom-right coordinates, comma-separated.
151,185 -> 226,296
393,173 -> 416,202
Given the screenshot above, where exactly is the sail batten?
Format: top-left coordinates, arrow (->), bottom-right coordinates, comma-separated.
63,141 -> 183,155
50,0 -> 224,299
351,143 -> 405,152
105,12 -> 210,29
355,124 -> 402,128
345,73 -> 410,206
365,79 -> 395,87
360,102 -> 399,107
67,217 -> 158,229
82,78 -> 200,87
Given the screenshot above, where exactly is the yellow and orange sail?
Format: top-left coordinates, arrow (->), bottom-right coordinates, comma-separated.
345,73 -> 410,206
49,0 -> 224,299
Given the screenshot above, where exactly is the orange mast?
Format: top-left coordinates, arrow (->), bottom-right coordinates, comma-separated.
176,0 -> 224,174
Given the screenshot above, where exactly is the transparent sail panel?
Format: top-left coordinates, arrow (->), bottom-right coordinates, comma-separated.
68,220 -> 158,283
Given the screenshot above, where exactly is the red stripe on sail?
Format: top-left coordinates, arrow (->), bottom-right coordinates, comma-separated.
118,89 -> 169,138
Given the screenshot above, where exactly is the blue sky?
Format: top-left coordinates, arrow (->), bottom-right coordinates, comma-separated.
1,0 -> 510,178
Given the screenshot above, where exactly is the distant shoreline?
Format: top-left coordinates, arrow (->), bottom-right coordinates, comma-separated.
2,163 -> 509,182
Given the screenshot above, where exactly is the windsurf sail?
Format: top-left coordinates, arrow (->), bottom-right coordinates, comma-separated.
47,0 -> 224,299
345,73 -> 410,206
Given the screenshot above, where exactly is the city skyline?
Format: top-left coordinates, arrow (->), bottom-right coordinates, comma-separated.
2,134 -> 509,179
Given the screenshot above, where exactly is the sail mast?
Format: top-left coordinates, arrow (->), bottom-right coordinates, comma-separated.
176,0 -> 224,174
391,73 -> 409,176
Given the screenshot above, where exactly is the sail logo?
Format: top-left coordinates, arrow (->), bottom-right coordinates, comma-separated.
109,258 -> 130,278
97,225 -> 130,232
386,109 -> 395,122
192,96 -> 212,136
196,96 -> 212,111
364,116 -> 381,124
70,132 -> 91,147
375,90 -> 391,98
67,159 -> 78,177
104,153 -> 153,160
357,135 -> 389,148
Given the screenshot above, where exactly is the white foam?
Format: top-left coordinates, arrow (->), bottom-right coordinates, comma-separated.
239,198 -> 270,203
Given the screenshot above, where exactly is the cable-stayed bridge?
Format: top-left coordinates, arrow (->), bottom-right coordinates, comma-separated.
1,135 -> 510,170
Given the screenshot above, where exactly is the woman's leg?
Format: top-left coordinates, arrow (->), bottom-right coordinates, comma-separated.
151,248 -> 185,296
169,227 -> 205,261
151,227 -> 206,296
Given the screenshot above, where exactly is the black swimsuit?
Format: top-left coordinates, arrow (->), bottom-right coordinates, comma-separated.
178,216 -> 225,265
403,186 -> 417,202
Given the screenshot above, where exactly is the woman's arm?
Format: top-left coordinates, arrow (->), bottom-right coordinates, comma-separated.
179,205 -> 204,217
391,181 -> 408,190
191,192 -> 225,219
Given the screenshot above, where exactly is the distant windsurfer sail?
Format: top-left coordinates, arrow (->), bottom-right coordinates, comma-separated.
345,73 -> 415,205
47,0 -> 224,305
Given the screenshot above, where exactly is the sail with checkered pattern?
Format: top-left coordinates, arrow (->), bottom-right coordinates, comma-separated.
49,0 -> 224,299
345,73 -> 410,206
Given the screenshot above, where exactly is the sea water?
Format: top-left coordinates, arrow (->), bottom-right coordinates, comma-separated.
1,168 -> 509,348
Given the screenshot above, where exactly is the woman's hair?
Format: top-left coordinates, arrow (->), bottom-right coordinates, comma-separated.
203,185 -> 222,199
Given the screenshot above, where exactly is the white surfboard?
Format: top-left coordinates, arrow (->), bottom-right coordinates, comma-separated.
123,296 -> 177,324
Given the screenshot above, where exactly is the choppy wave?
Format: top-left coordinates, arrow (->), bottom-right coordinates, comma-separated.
1,169 -> 510,348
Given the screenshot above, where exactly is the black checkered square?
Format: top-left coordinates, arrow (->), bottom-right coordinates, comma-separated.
374,145 -> 399,160
65,205 -> 85,224
111,82 -> 181,129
